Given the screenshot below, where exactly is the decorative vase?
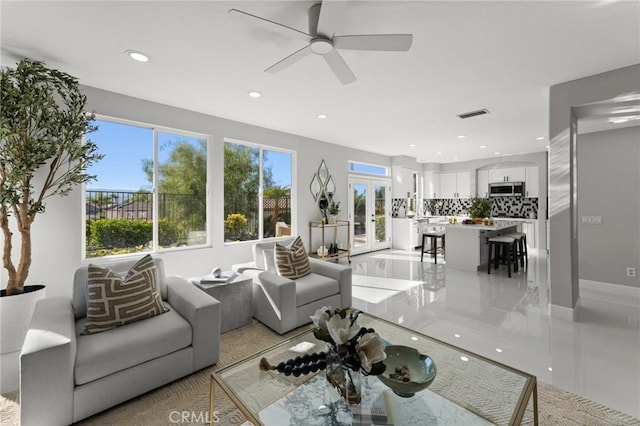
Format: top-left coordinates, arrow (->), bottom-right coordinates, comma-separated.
325,348 -> 362,405
328,214 -> 337,224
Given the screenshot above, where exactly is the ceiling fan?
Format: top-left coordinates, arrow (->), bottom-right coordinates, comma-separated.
228,1 -> 413,85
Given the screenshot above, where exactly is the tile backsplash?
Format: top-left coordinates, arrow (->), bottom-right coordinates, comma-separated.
392,197 -> 539,219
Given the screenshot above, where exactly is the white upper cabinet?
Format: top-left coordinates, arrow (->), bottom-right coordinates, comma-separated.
525,166 -> 539,198
489,167 -> 525,183
457,171 -> 471,198
477,170 -> 489,197
423,171 -> 440,199
440,171 -> 470,198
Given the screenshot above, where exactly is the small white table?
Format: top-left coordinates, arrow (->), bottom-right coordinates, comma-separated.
188,274 -> 252,333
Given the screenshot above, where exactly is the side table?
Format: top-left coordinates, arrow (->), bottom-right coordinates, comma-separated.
188,274 -> 253,333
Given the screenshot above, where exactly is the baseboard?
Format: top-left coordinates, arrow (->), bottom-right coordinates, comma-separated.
549,298 -> 581,322
579,279 -> 640,298
579,279 -> 640,308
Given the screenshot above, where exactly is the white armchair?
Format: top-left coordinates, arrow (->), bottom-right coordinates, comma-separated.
20,256 -> 221,426
233,238 -> 352,334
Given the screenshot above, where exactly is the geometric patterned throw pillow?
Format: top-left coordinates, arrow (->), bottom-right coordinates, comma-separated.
82,254 -> 169,335
274,236 -> 311,280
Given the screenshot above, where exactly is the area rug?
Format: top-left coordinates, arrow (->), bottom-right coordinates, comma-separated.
1,320 -> 638,426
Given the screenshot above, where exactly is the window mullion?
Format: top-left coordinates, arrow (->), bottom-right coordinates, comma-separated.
152,129 -> 159,252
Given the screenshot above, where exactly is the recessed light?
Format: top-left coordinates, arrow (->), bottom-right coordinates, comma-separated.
317,114 -> 328,119
408,144 -> 416,147
479,145 -> 487,149
494,151 -> 501,155
548,367 -> 553,372
460,356 -> 469,362
453,156 -> 459,160
457,135 -> 466,139
125,50 -> 149,62
436,151 -> 442,155
454,333 -> 460,338
248,91 -> 262,98
411,336 -> 418,341
536,136 -> 545,141
496,348 -> 503,353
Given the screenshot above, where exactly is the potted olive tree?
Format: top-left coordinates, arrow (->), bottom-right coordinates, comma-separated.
0,59 -> 102,359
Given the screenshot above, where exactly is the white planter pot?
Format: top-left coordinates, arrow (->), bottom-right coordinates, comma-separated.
0,285 -> 46,355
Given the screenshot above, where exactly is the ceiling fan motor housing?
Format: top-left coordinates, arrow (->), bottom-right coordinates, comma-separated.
310,38 -> 334,55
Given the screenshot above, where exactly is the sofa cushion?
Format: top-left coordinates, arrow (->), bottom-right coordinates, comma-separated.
275,236 -> 311,279
295,273 -> 339,307
82,255 -> 169,335
74,308 -> 191,385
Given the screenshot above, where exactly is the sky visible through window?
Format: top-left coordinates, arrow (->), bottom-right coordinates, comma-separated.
87,120 -> 291,191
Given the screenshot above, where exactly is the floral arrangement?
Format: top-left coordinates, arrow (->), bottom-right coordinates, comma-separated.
310,307 -> 387,375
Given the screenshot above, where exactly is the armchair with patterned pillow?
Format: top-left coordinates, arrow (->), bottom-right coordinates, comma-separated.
232,236 -> 352,334
19,255 -> 221,426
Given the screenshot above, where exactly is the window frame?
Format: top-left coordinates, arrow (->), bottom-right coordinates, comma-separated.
348,160 -> 390,177
82,114 -> 211,261
223,137 -> 296,245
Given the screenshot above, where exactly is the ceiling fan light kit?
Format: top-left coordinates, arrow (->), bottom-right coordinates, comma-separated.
229,0 -> 413,85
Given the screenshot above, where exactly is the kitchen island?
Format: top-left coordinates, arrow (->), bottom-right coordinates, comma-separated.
442,221 -> 520,271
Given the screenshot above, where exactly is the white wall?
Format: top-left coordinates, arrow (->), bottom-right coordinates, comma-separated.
549,63 -> 640,319
578,126 -> 640,287
1,86 -> 389,298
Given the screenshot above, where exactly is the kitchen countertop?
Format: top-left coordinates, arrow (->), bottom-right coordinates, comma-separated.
442,221 -> 520,231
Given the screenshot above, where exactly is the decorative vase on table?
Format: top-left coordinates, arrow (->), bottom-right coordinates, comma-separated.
328,214 -> 337,224
325,347 -> 362,405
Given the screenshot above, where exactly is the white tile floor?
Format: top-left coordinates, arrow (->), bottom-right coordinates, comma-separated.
349,248 -> 640,418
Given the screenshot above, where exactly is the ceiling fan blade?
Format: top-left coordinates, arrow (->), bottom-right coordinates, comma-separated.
265,45 -> 312,73
333,34 -> 413,51
228,9 -> 310,41
323,49 -> 356,85
316,0 -> 349,38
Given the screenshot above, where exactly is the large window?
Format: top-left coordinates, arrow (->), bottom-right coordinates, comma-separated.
224,140 -> 293,242
85,119 -> 208,258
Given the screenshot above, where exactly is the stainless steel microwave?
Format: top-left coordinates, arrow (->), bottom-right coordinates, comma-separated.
489,181 -> 525,197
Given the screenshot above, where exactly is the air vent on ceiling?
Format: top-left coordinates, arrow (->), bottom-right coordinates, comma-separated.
458,109 -> 490,119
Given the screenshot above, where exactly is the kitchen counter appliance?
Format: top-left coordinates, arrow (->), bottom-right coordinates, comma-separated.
489,181 -> 525,197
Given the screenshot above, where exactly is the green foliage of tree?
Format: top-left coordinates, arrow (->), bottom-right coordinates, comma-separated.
143,139 -> 206,236
375,215 -> 386,242
1,59 -> 102,294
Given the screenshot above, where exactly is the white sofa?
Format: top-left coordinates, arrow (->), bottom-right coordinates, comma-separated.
233,238 -> 352,334
19,257 -> 221,426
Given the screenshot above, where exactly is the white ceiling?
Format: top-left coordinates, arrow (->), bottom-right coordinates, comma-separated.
2,1 -> 639,163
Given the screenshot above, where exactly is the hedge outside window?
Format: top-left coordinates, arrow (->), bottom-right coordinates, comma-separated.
224,140 -> 293,242
85,119 -> 208,258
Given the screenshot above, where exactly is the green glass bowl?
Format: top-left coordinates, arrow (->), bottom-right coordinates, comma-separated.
377,345 -> 437,397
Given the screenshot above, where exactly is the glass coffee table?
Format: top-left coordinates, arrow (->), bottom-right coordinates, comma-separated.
211,313 -> 538,425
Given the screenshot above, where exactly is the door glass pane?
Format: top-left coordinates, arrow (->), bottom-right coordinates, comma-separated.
374,184 -> 386,244
353,183 -> 368,249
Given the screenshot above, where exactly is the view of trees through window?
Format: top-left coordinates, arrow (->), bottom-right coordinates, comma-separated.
85,120 -> 207,257
224,141 -> 292,242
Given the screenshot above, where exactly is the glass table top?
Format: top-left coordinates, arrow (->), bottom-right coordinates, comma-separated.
212,313 -> 537,425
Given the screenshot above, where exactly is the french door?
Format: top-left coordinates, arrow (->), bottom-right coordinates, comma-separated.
348,177 -> 391,255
